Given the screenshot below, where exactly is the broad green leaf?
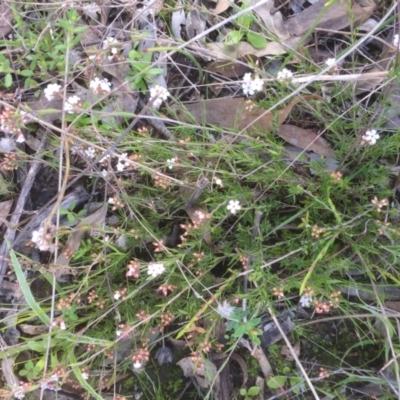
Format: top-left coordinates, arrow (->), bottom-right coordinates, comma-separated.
246,32 -> 268,49
5,73 -> 12,87
267,376 -> 286,389
248,386 -> 260,395
225,31 -> 243,46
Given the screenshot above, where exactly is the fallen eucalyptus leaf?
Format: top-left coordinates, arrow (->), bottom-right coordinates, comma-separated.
214,0 -> 233,14
173,96 -> 319,135
0,199 -> 12,228
278,125 -> 335,158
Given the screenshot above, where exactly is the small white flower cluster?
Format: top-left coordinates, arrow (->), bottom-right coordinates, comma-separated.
277,68 -> 293,82
242,73 -> 264,96
40,375 -> 60,391
213,177 -> 223,187
63,95 -> 81,114
217,300 -> 236,319
31,226 -> 56,252
133,361 -> 142,369
117,152 -> 134,172
103,37 -> 120,60
149,84 -> 170,109
325,58 -> 336,68
227,200 -> 241,215
362,129 -> 380,145
14,386 -> 26,399
0,137 -> 16,153
166,157 -> 177,170
299,295 -> 313,308
90,77 -> 111,94
393,34 -> 399,48
85,147 -> 96,159
44,83 -> 61,101
148,262 -> 165,277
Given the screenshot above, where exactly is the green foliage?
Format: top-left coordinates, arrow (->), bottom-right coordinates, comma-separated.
240,386 -> 260,399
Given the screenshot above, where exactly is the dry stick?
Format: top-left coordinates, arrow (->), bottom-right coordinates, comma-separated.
268,307 -> 321,400
0,132 -> 48,285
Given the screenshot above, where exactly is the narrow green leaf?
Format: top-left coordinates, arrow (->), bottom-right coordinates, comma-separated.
9,248 -> 50,325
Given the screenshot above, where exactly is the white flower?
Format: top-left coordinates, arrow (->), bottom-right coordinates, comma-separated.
393,34 -> 399,48
16,134 -> 25,143
227,200 -> 241,215
108,197 -> 116,204
63,95 -> 81,114
101,169 -> 108,178
114,291 -> 121,300
31,227 -> 56,252
214,178 -> 223,186
147,262 -> 165,277
116,330 -> 122,337
90,77 -> 111,94
84,147 -> 96,159
14,386 -> 25,399
362,129 -> 380,145
277,68 -> 293,82
242,73 -> 264,96
133,361 -> 142,369
102,36 -> 119,50
0,137 -> 16,152
81,371 -> 89,380
149,84 -> 170,109
44,83 -> 61,101
217,300 -> 235,319
299,295 -> 313,307
59,320 -> 66,330
325,58 -> 336,68
166,158 -> 176,169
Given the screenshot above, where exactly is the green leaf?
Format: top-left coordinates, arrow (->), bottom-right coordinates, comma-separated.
5,73 -> 12,87
225,31 -> 243,46
9,247 -> 50,325
19,69 -> 33,77
246,32 -> 268,49
248,386 -> 260,395
239,388 -> 247,396
233,324 -> 247,337
267,376 -> 286,389
26,340 -> 47,352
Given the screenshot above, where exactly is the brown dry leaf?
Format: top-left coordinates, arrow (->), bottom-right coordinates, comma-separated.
280,341 -> 300,361
207,59 -> 252,78
55,204 -> 107,272
252,346 -> 272,379
173,96 -> 317,135
0,200 -> 13,228
230,353 -> 248,388
249,0 -> 290,40
0,2 -> 13,38
206,41 -> 290,60
278,125 -> 335,158
177,357 -> 220,396
214,0 -> 233,14
19,324 -> 49,335
385,301 -> 400,312
285,0 -> 373,37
